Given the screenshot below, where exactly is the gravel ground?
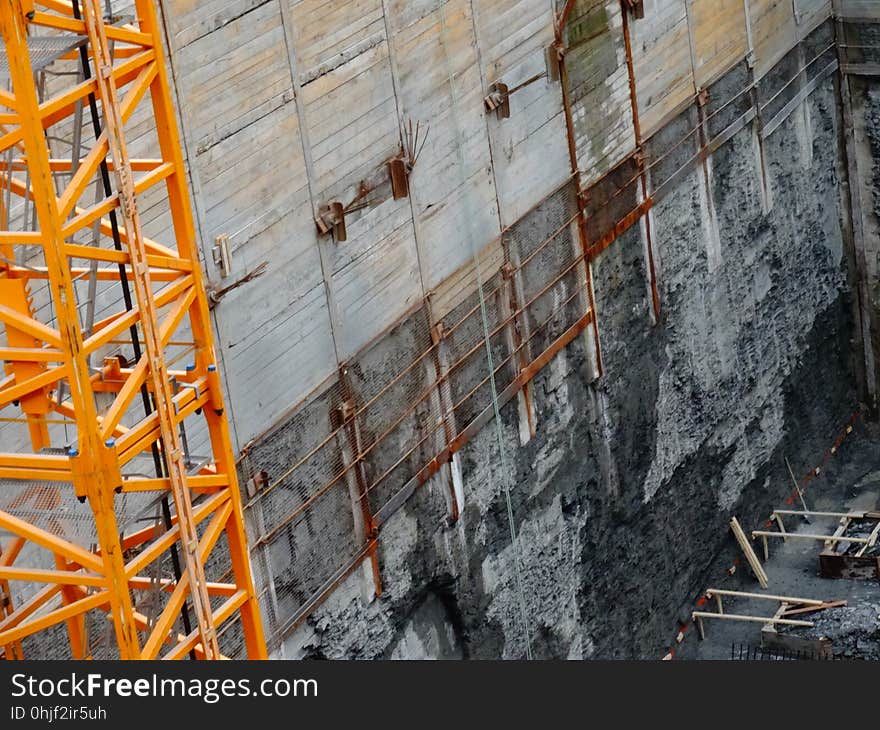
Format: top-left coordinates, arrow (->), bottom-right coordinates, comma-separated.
678,423 -> 880,660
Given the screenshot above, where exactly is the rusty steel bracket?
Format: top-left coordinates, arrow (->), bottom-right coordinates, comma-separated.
484,81 -> 510,118
387,156 -> 410,200
207,261 -> 268,308
556,0 -> 576,32
500,261 -> 515,281
336,366 -> 383,599
315,200 -> 347,241
623,0 -> 645,20
485,71 -> 553,120
546,42 -> 562,82
336,398 -> 357,425
317,178 -> 382,239
244,470 -> 269,499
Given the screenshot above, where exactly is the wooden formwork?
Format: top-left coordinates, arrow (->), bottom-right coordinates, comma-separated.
754,509 -> 880,579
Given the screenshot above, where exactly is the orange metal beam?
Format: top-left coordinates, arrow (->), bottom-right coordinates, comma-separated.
0,0 -> 266,660
162,590 -> 248,661
0,567 -> 105,588
0,590 -> 109,647
142,501 -> 232,659
0,584 -> 63,635
124,490 -> 230,579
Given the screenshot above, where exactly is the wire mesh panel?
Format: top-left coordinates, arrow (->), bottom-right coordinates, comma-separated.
349,306 -> 437,519
13,578 -> 128,660
0,478 -> 97,547
20,622 -> 73,661
0,456 -> 166,551
239,380 -> 363,645
512,180 -> 584,356
86,610 -> 121,661
704,60 -> 754,140
236,168 -> 604,651
439,271 -> 511,431
644,104 -> 702,197
759,46 -> 804,123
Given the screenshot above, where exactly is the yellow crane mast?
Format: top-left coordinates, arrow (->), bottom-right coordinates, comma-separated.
0,0 -> 266,659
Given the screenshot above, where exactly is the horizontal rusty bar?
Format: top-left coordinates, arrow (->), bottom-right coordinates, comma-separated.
587,200 -> 653,259
278,539 -> 378,641
708,107 -> 757,155
374,311 -> 593,527
762,59 -> 838,139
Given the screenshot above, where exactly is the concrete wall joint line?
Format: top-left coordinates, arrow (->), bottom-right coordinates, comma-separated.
833,14 -> 877,407
277,0 -> 344,367
556,5 -> 603,380
154,1 -> 240,451
621,2 -> 661,322
465,0 -> 539,443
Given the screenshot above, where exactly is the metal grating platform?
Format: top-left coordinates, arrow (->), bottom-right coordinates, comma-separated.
0,35 -> 87,79
0,451 -> 212,548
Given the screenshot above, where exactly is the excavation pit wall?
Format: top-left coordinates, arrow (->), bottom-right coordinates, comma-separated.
237,26 -> 860,660
847,22 -> 880,406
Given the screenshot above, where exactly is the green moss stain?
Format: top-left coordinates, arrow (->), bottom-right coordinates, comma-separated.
566,1 -> 608,50
563,2 -> 623,169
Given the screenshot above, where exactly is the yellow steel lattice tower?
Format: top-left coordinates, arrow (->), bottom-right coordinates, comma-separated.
0,0 -> 266,659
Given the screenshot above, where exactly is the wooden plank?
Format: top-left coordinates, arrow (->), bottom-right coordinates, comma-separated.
782,600 -> 847,616
705,589 -> 825,604
565,0 -> 636,184
386,0 -> 501,289
472,0 -> 570,225
753,530 -> 870,543
855,519 -> 880,557
690,0 -> 749,89
731,516 -> 769,588
773,509 -> 863,518
692,611 -> 813,626
631,0 -> 694,137
749,0 -> 798,78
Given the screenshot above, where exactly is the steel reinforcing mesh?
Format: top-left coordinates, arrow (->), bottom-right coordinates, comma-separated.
236,178 -> 594,655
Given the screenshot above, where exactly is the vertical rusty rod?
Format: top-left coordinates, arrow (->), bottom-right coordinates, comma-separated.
555,12 -> 604,375
621,2 -> 661,321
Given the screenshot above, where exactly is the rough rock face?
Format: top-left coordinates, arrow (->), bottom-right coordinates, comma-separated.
863,74 -> 880,328
796,606 -> 880,660
280,68 -> 858,659
869,85 -> 880,221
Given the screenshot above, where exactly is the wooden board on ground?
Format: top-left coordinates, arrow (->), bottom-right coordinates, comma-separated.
731,516 -> 769,588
